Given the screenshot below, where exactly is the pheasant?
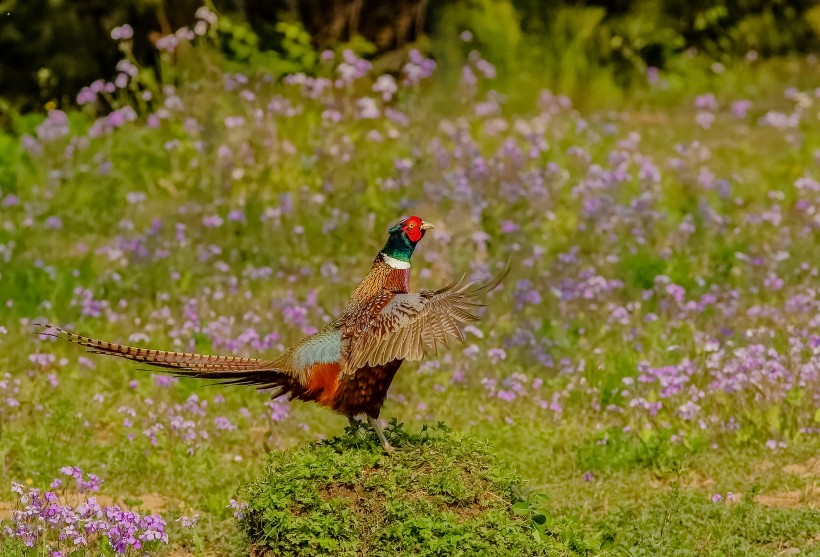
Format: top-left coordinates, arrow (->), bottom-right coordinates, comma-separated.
40,216 -> 508,452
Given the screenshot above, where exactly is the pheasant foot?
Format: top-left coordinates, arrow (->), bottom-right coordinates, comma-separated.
367,416 -> 395,453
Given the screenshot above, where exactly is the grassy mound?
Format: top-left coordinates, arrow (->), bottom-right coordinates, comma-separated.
240,422 -> 586,556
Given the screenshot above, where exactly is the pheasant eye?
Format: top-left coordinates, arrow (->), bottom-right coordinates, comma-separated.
407,222 -> 415,229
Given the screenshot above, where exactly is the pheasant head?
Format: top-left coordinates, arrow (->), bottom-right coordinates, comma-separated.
379,215 -> 435,267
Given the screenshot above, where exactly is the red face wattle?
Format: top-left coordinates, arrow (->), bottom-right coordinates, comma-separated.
402,216 -> 425,243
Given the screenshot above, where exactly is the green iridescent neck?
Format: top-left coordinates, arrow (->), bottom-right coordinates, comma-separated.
380,230 -> 416,263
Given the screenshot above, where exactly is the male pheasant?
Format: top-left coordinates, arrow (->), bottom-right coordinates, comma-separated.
41,216 -> 508,451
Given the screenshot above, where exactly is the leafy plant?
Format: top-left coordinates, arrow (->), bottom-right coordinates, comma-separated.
240,422 -> 594,556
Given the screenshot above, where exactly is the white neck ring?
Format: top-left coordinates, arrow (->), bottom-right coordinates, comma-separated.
382,254 -> 411,269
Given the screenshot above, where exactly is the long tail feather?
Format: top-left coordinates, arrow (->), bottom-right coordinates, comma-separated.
36,323 -> 293,389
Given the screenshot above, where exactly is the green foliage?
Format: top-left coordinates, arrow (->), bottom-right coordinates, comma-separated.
217,16 -> 264,65
241,422 -> 593,556
217,16 -> 318,76
576,428 -> 691,473
434,0 -> 522,70
431,0 -> 820,100
4,0 -> 820,110
617,248 -> 668,291
0,132 -> 21,191
273,20 -> 319,73
513,0 -> 820,62
524,6 -> 616,95
807,5 -> 820,38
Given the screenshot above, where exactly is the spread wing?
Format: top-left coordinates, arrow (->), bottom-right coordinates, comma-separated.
341,264 -> 509,373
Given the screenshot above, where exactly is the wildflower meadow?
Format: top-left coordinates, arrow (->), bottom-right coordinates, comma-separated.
1,5 -> 820,556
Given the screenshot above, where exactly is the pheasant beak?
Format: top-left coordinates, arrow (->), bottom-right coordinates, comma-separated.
420,221 -> 436,230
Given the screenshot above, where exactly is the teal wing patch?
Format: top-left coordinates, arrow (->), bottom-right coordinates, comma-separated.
293,328 -> 342,373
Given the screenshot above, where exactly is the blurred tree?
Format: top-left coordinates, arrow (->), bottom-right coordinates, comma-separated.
284,0 -> 427,50
0,0 -> 819,112
0,0 -> 204,111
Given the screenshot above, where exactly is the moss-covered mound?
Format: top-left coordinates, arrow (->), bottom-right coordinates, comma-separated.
240,422 -> 558,556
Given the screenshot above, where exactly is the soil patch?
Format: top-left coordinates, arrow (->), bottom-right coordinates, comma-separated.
755,484 -> 819,509
782,459 -> 820,479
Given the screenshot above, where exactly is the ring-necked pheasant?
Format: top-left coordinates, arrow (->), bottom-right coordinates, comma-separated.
40,216 -> 508,452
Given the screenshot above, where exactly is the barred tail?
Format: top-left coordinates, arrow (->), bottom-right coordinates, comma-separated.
36,323 -> 294,389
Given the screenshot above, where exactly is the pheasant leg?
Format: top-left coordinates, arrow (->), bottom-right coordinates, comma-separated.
367,416 -> 395,453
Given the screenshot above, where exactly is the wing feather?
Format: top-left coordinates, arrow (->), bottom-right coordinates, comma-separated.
341,264 -> 510,372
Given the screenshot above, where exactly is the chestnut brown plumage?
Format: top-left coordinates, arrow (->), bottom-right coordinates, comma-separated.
40,216 -> 509,452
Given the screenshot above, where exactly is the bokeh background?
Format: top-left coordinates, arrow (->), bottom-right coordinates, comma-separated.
3,0 -> 820,112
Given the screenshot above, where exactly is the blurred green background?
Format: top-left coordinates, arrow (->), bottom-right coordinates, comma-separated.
2,0 -> 820,112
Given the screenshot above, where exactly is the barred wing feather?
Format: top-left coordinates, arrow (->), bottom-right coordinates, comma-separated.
342,265 -> 509,372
